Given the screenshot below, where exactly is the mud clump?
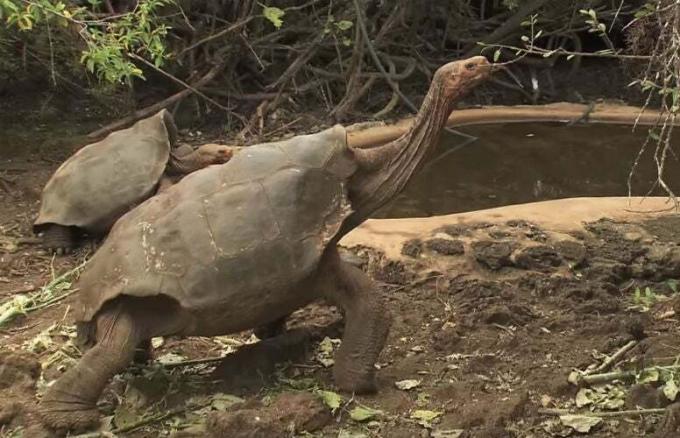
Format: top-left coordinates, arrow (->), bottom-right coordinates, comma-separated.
626,384 -> 671,410
472,240 -> 513,270
642,216 -> 680,245
554,240 -> 587,266
439,221 -> 491,238
206,392 -> 331,438
425,238 -> 465,256
0,351 -> 41,428
514,245 -> 562,272
373,259 -> 414,284
401,239 -> 424,258
585,219 -> 648,264
506,219 -> 549,241
482,303 -> 534,326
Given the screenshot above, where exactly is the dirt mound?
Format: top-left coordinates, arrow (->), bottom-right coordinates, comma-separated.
0,351 -> 41,429
206,392 -> 331,438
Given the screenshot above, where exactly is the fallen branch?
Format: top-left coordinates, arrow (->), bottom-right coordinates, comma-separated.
162,356 -> 226,369
571,364 -> 680,387
585,340 -> 638,375
87,63 -> 224,139
538,407 -> 667,418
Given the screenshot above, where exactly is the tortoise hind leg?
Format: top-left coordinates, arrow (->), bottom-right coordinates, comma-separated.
316,247 -> 390,393
40,224 -> 78,255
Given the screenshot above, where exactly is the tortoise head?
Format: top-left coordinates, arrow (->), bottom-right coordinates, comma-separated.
435,56 -> 493,100
195,143 -> 234,165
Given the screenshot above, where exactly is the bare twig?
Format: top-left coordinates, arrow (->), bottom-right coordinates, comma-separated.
179,16 -> 254,55
465,0 -> 551,57
584,340 -> 638,375
128,54 -> 232,113
87,63 -> 224,138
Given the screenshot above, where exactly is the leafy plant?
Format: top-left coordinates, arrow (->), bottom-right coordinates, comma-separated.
1,0 -> 172,83
631,286 -> 659,311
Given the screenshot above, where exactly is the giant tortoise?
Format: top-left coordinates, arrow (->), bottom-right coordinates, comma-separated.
39,56 -> 493,433
33,110 -> 233,253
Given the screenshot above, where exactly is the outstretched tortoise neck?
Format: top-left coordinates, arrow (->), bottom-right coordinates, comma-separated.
167,149 -> 207,174
343,56 -> 492,234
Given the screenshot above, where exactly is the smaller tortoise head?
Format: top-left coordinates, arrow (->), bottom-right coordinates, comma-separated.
435,56 -> 493,100
195,143 -> 234,165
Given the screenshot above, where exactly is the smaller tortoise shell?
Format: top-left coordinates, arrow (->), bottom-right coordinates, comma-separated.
34,110 -> 175,234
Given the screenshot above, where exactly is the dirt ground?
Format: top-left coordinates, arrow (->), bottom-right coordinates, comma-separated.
2,142 -> 680,438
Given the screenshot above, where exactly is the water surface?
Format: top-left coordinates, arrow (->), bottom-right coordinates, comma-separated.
377,122 -> 680,218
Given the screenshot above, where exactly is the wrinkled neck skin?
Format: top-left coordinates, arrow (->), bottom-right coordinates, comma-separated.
342,81 -> 460,234
167,149 -> 206,175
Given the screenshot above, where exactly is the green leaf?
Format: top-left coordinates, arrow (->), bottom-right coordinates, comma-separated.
410,409 -> 442,428
262,6 -> 285,29
493,49 -> 501,62
431,430 -> 464,438
560,414 -> 602,433
336,20 -> 353,31
664,379 -> 679,401
395,379 -> 421,390
317,390 -> 343,413
638,368 -> 660,384
210,393 -> 244,410
349,405 -> 383,422
575,388 -> 594,407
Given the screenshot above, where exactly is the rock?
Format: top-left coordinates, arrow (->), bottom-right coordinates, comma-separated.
426,238 -> 465,256
207,392 -> 331,438
472,241 -> 513,271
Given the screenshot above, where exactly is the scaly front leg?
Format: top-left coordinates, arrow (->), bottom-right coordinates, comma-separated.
40,305 -> 140,433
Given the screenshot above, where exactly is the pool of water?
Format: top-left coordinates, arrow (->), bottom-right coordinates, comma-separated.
376,122 -> 680,218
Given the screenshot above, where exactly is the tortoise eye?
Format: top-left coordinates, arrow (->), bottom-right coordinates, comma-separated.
465,62 -> 475,70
